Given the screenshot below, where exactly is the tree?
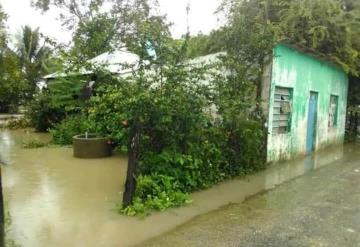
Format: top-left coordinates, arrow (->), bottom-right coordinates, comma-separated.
0,49 -> 27,112
0,4 -> 6,50
185,29 -> 228,58
221,0 -> 360,76
31,0 -> 171,60
71,13 -> 116,61
31,0 -> 106,29
0,5 -> 27,112
16,26 -> 51,99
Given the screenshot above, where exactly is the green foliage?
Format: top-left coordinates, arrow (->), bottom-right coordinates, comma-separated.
0,4 -> 7,49
0,7 -> 28,112
27,91 -> 66,132
0,13 -> 53,112
345,130 -> 357,143
0,49 -> 27,112
5,117 -> 31,130
71,13 -> 116,61
32,0 -> 171,62
27,76 -> 89,132
50,115 -> 93,145
121,175 -> 191,216
348,75 -> 360,106
185,29 -> 228,58
222,0 -> 360,76
22,139 -> 48,148
17,26 -> 52,100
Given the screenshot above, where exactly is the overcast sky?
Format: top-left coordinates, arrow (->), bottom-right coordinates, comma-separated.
2,0 -> 223,44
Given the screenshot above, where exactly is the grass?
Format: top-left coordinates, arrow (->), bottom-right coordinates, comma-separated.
22,139 -> 48,149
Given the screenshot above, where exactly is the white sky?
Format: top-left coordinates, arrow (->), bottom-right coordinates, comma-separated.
1,0 -> 223,44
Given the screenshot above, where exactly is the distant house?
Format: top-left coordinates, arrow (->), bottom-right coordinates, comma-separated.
261,43 -> 348,162
42,49 -> 140,85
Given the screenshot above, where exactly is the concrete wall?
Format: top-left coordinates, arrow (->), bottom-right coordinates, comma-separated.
266,44 -> 348,162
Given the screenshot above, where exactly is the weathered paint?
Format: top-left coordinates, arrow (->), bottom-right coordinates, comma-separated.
266,44 -> 349,162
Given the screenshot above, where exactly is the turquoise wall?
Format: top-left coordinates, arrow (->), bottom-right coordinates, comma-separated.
267,44 -> 349,162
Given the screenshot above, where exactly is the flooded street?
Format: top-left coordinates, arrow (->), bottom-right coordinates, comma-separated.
0,129 -> 358,246
0,129 -> 128,246
143,145 -> 360,247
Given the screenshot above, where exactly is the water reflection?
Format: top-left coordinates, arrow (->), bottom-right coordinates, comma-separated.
264,145 -> 344,191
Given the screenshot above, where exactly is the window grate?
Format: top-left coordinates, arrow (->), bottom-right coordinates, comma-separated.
272,86 -> 292,134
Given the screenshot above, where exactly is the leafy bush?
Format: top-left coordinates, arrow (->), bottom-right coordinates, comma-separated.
27,91 -> 66,132
27,76 -> 89,132
121,174 -> 191,216
50,115 -> 93,145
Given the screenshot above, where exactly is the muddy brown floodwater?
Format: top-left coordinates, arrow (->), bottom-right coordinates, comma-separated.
0,129 -> 352,246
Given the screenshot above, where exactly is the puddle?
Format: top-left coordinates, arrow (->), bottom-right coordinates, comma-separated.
0,129 -> 353,246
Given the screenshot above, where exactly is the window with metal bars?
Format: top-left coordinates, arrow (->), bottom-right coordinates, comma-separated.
272,86 -> 293,134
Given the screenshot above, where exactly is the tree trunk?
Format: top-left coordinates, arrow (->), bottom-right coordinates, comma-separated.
122,122 -> 140,208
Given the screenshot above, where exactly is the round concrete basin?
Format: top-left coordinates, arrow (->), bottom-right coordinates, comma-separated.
73,134 -> 112,158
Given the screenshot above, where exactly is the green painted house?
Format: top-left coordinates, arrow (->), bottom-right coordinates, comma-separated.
261,44 -> 349,162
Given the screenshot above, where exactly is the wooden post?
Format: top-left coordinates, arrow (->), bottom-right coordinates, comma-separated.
122,122 -> 140,208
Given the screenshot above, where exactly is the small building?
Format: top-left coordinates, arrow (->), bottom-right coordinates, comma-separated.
261,43 -> 349,162
42,49 -> 140,86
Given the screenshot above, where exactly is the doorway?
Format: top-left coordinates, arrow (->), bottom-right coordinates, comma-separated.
306,92 -> 318,154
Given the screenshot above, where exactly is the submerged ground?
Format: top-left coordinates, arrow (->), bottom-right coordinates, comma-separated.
0,129 -> 359,246
142,145 -> 360,247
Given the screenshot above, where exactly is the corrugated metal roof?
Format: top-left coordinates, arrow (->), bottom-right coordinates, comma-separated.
43,49 -> 140,79
89,49 -> 140,74
43,51 -> 223,79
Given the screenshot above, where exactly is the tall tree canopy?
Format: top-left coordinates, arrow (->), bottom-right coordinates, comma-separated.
0,4 -> 7,50
185,29 -> 227,58
31,0 -> 171,61
16,26 -> 51,97
222,0 -> 360,76
71,13 -> 116,60
0,5 -> 27,112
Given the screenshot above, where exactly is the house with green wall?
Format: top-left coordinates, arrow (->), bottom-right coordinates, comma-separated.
261,43 -> 349,162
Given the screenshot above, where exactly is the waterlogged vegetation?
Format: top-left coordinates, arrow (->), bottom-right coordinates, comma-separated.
22,139 -> 48,149
44,56 -> 267,215
4,118 -> 31,130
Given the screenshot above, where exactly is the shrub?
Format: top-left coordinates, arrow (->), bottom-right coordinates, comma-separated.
120,174 -> 191,216
27,76 -> 89,132
222,119 -> 267,176
27,91 -> 66,132
50,115 -> 93,145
